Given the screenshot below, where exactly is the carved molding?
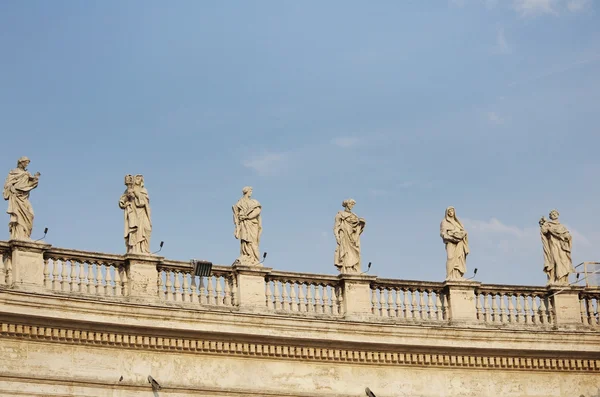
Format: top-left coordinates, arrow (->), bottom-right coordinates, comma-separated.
1,321 -> 598,373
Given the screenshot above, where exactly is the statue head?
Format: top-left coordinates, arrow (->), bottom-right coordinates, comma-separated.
17,156 -> 30,169
134,174 -> 144,186
242,186 -> 253,197
446,206 -> 456,218
124,174 -> 134,187
342,199 -> 356,211
549,209 -> 559,220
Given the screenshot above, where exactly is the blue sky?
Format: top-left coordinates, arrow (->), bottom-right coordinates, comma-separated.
1,0 -> 599,286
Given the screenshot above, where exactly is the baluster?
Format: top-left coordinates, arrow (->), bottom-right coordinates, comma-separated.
523,294 -> 531,324
483,293 -> 491,322
427,290 -> 434,320
190,275 -> 198,303
289,282 -> 297,312
78,261 -> 86,293
4,255 -> 12,285
491,293 -> 498,322
223,277 -> 231,306
507,293 -> 515,323
274,281 -> 282,310
199,276 -> 206,304
580,296 -> 587,325
215,276 -> 223,306
0,252 -> 5,286
499,293 -> 506,323
410,289 -> 417,320
587,298 -> 594,326
370,288 -> 376,314
436,293 -> 443,320
95,263 -> 102,295
297,282 -> 305,312
315,285 -> 323,314
331,285 -> 339,315
87,262 -> 94,294
43,258 -> 50,287
385,288 -> 393,317
165,271 -> 173,301
516,293 -> 524,323
306,283 -> 315,313
206,276 -> 214,304
69,261 -> 77,292
475,293 -> 482,320
51,259 -> 59,290
327,284 -> 335,314
105,265 -> 112,296
182,273 -> 190,302
174,272 -> 182,302
265,280 -> 273,309
418,289 -> 425,320
60,259 -> 68,292
230,275 -> 238,306
400,288 -> 408,319
281,281 -> 289,311
157,269 -> 165,299
336,285 -> 344,315
120,266 -> 129,296
539,296 -> 547,324
443,294 -> 449,320
116,266 -> 123,296
393,288 -> 400,318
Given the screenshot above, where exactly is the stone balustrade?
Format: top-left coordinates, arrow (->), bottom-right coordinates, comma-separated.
158,260 -> 237,306
1,240 -> 599,330
43,247 -> 128,296
265,271 -> 344,315
474,285 -> 555,325
370,279 -> 448,321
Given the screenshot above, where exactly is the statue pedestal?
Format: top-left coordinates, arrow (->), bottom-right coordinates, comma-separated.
233,265 -> 272,312
125,253 -> 163,301
9,239 -> 51,292
444,280 -> 481,324
548,286 -> 584,327
338,273 -> 376,319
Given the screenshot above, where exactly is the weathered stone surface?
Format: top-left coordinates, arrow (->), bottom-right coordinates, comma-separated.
3,156 -> 40,241
334,199 -> 366,274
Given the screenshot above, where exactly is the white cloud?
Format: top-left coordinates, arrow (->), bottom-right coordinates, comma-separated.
242,152 -> 287,176
487,111 -> 504,124
495,28 -> 511,54
567,0 -> 591,11
513,0 -> 558,16
331,137 -> 360,148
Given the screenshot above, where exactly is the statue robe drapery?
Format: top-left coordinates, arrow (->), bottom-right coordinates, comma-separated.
540,220 -> 573,285
119,185 -> 151,254
334,210 -> 365,273
233,196 -> 262,263
440,207 -> 469,280
3,168 -> 38,240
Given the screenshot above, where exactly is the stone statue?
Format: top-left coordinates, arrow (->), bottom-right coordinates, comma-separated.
440,206 -> 469,281
232,186 -> 262,266
334,199 -> 366,274
539,209 -> 573,286
3,156 -> 40,240
119,174 -> 152,254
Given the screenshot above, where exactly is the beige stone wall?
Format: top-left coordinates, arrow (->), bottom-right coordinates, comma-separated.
0,337 -> 599,397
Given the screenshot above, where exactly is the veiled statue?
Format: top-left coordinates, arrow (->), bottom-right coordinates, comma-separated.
539,209 -> 573,285
3,156 -> 40,240
334,199 -> 366,274
232,186 -> 262,266
440,206 -> 469,281
119,174 -> 152,254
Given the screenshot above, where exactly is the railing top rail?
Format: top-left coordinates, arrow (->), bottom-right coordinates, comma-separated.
475,283 -> 550,294
0,240 -> 9,252
159,259 -> 233,274
267,270 -> 340,284
371,278 -> 445,290
44,247 -> 125,264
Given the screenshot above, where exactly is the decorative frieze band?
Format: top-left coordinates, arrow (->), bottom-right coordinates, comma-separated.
1,321 -> 598,373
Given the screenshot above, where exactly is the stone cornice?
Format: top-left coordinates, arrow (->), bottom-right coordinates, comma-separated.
1,320 -> 598,373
